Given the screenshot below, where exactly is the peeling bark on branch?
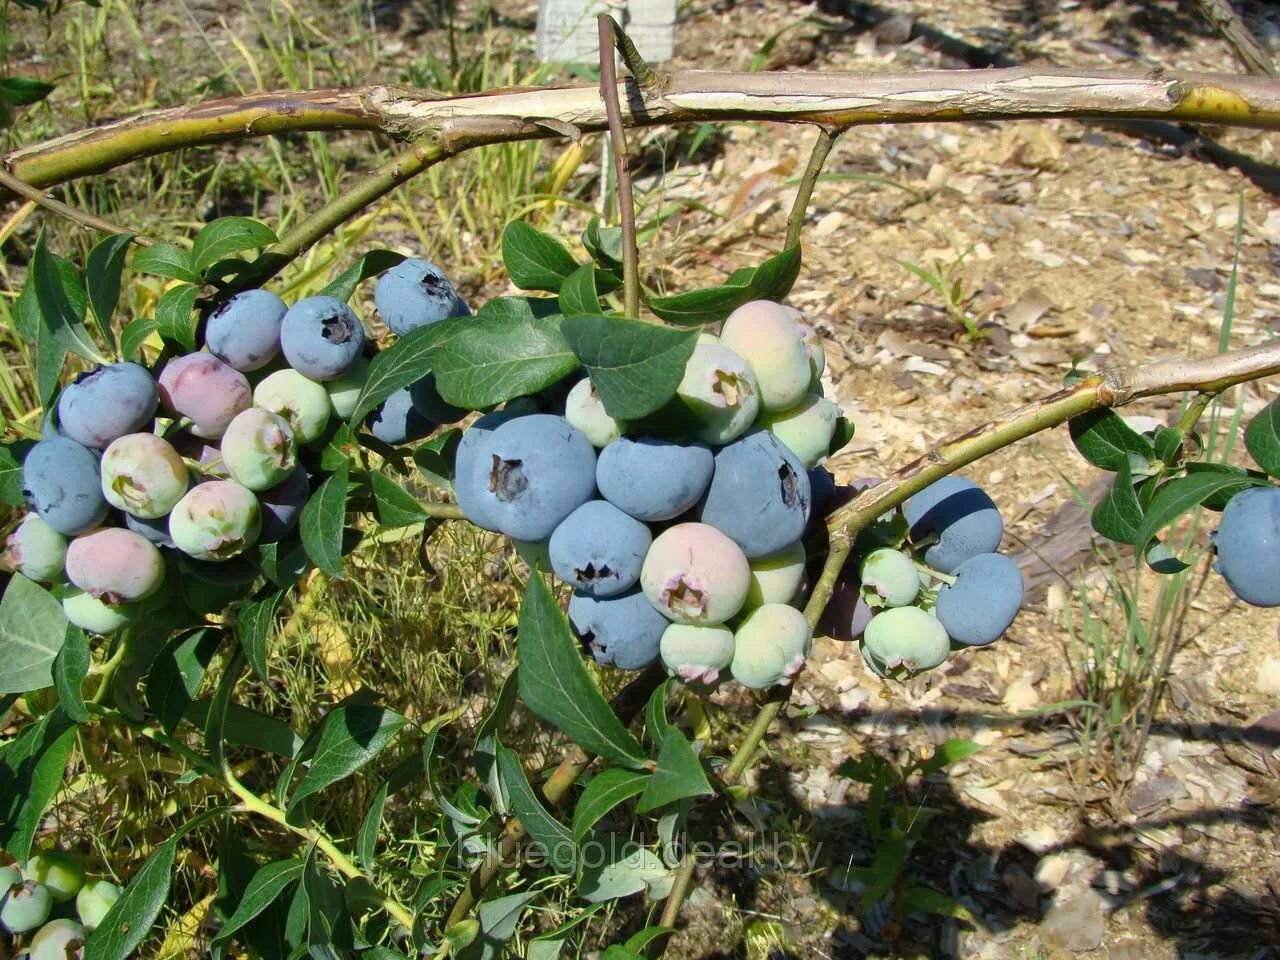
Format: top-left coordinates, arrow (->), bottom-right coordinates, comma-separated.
7,67 -> 1280,190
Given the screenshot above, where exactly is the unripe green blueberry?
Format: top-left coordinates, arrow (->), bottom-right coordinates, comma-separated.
640,523 -> 750,625
169,480 -> 262,561
221,408 -> 296,491
65,528 -> 164,604
659,623 -> 735,684
23,852 -> 83,904
861,606 -> 950,679
759,393 -> 840,469
859,548 -> 920,608
1,879 -> 52,934
253,369 -> 331,444
325,354 -> 370,419
719,300 -> 812,412
564,379 -> 623,448
75,880 -> 120,932
730,603 -> 812,689
3,514 -> 67,583
62,589 -> 132,635
100,433 -> 189,519
675,343 -> 760,445
744,541 -> 806,609
28,918 -> 86,960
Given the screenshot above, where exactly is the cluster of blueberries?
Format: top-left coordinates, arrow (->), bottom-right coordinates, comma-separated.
2,259 -> 468,635
1,848 -> 120,959
453,298 -> 1025,688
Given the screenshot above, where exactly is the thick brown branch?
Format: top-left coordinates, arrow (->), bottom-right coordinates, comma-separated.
8,68 -> 1280,191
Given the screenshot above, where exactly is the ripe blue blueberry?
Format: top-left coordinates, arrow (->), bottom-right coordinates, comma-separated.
279,296 -> 366,381
57,362 -> 157,449
455,414 -> 596,541
569,588 -> 667,670
596,437 -> 713,523
1212,485 -> 1280,607
934,552 -> 1024,646
861,607 -> 950,679
23,437 -> 108,536
258,466 -> 310,543
905,474 -> 1003,574
3,514 -> 67,583
550,500 -> 652,597
659,623 -> 735,684
366,384 -> 435,445
374,258 -> 464,336
204,289 -> 286,371
699,430 -> 811,558
454,411 -> 517,532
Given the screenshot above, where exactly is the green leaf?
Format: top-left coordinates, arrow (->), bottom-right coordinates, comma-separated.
624,927 -> 674,953
502,221 -> 579,292
1091,459 -> 1143,545
0,76 -> 55,106
214,859 -> 304,944
356,781 -> 389,870
1153,425 -> 1184,465
899,884 -> 974,921
516,574 -> 647,769
579,842 -> 670,903
1145,539 -> 1189,575
559,264 -> 601,316
0,574 -> 69,694
572,768 -> 649,842
637,727 -> 713,813
647,284 -> 753,327
300,461 -> 349,578
119,317 -> 157,362
193,218 -> 278,276
320,250 -> 406,302
582,218 -> 623,268
748,245 -> 802,301
0,708 -> 76,859
369,472 -> 429,527
349,321 -> 463,426
1133,471 -> 1262,549
146,627 -> 223,734
458,891 -> 539,960
185,699 -> 301,758
286,704 -> 406,817
495,740 -> 576,872
0,442 -> 29,506
84,232 -> 132,352
829,417 -> 855,458
84,835 -> 179,960
204,651 -> 245,772
433,298 -> 578,409
861,834 -> 909,906
34,232 -> 105,363
1246,397 -> 1280,477
561,315 -> 697,420
52,625 -> 90,723
131,243 -> 200,283
413,427 -> 461,494
155,282 -> 201,352
238,590 -> 285,681
913,738 -> 982,776
1069,409 -> 1155,472
643,678 -> 673,747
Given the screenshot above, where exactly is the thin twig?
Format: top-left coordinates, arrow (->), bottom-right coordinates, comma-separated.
0,167 -> 152,246
600,14 -> 662,94
785,126 -> 843,250
1194,0 -> 1275,76
598,15 -> 640,319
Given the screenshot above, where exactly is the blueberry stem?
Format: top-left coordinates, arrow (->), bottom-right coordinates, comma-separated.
597,15 -> 640,319
785,125 -> 844,251
0,166 -> 153,246
913,561 -> 957,586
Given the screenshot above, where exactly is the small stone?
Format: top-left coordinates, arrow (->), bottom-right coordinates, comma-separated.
1041,888 -> 1106,953
1034,853 -> 1072,892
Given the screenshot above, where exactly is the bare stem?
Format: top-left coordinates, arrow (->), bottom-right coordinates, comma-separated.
0,167 -> 152,245
785,126 -> 843,250
598,15 -> 640,319
1194,0 -> 1275,76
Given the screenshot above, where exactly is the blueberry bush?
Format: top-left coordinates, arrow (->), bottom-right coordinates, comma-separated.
3,14 -> 1280,959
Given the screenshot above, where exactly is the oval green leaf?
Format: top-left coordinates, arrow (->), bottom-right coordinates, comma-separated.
560,315 -> 697,419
